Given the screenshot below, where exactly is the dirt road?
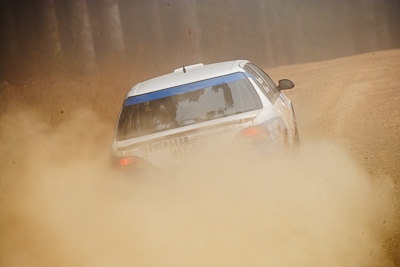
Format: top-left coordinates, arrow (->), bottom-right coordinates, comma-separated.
269,49 -> 400,181
0,49 -> 399,266
269,49 -> 400,263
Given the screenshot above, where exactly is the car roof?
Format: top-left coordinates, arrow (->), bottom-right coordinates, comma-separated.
126,60 -> 249,98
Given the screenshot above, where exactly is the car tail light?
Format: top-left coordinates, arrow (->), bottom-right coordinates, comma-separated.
244,126 -> 261,137
113,156 -> 151,168
237,125 -> 271,147
242,126 -> 269,137
119,156 -> 136,166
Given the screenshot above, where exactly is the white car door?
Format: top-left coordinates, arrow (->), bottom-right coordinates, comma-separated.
244,64 -> 296,146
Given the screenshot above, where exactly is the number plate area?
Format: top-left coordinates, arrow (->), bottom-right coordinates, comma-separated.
170,141 -> 206,161
137,125 -> 240,167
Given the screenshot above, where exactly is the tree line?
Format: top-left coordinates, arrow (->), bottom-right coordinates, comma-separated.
1,0 -> 399,79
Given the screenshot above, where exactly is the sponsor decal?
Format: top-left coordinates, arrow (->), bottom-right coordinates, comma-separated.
124,72 -> 247,106
141,136 -> 190,154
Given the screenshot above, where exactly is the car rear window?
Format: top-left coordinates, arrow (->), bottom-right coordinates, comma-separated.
116,72 -> 262,141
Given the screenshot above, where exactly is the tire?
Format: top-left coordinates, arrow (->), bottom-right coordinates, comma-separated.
292,124 -> 300,155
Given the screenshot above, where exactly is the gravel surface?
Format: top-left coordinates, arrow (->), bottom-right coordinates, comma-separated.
269,49 -> 400,181
1,49 -> 399,266
268,49 -> 400,263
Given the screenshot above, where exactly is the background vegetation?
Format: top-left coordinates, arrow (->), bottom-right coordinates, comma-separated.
1,0 -> 400,80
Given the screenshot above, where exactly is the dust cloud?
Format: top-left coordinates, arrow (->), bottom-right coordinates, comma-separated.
0,108 -> 398,267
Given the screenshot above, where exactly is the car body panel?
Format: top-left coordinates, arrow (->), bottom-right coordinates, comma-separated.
127,60 -> 247,98
112,60 -> 298,168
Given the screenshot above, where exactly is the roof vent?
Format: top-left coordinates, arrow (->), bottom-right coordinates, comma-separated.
174,63 -> 204,73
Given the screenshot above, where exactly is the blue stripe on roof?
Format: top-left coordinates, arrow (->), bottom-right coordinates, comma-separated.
244,72 -> 256,80
124,72 -> 247,106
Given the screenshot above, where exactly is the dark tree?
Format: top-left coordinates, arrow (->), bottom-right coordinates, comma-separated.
100,0 -> 124,57
0,0 -> 17,75
70,0 -> 96,71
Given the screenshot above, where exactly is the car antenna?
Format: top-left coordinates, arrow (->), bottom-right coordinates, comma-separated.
182,65 -> 186,73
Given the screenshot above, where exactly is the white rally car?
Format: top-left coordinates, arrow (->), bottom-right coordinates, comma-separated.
111,60 -> 299,168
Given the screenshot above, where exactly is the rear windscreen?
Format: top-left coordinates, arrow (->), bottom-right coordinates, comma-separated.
116,72 -> 262,141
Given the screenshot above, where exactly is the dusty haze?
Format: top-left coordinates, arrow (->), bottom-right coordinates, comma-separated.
1,50 -> 399,266
0,108 -> 397,266
1,0 -> 399,265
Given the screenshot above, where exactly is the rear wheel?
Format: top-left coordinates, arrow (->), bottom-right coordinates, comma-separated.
294,124 -> 300,145
283,129 -> 291,154
292,124 -> 300,155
